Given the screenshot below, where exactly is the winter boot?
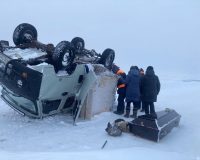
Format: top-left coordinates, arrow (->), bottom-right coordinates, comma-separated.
140,109 -> 145,112
130,109 -> 137,118
124,111 -> 130,118
113,111 -> 124,115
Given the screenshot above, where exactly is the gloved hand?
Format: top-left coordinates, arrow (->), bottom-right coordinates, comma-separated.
111,63 -> 120,74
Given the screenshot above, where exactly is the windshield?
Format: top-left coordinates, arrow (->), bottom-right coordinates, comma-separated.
2,88 -> 38,115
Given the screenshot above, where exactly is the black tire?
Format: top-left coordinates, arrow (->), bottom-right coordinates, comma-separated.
99,48 -> 115,69
71,37 -> 85,51
13,23 -> 38,46
53,41 -> 75,72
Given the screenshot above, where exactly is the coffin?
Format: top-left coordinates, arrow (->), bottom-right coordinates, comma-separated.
129,109 -> 181,142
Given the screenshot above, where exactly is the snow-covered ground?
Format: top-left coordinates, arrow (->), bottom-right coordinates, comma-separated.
0,79 -> 200,160
0,0 -> 200,159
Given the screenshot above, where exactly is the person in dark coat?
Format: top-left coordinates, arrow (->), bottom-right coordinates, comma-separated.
112,64 -> 126,115
124,66 -> 140,118
140,66 -> 160,118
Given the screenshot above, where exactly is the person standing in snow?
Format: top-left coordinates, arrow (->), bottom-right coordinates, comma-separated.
112,64 -> 126,115
124,66 -> 141,118
140,66 -> 160,118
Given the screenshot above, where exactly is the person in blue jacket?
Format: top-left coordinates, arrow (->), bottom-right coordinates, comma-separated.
124,66 -> 140,118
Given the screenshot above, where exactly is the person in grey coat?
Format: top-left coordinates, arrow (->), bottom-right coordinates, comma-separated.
124,66 -> 141,118
140,66 -> 160,118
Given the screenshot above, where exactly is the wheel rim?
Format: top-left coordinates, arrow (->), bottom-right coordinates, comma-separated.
62,51 -> 70,67
105,53 -> 114,67
76,42 -> 84,50
22,30 -> 34,42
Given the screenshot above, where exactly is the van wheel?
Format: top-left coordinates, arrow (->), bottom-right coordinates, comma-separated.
99,48 -> 115,69
13,23 -> 37,46
71,37 -> 85,52
53,41 -> 75,72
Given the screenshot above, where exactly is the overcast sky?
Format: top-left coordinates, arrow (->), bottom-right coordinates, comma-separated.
0,0 -> 200,79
